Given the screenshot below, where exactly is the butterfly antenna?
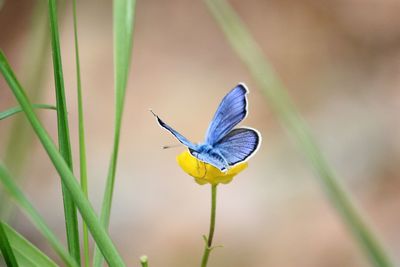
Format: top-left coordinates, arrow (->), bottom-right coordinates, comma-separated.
162,144 -> 182,149
149,109 -> 158,117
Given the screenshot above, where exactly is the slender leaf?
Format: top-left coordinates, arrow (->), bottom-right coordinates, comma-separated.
47,0 -> 81,263
0,104 -> 56,120
12,251 -> 55,267
93,0 -> 136,265
0,222 -> 19,267
71,0 -> 90,266
2,222 -> 58,267
0,50 -> 126,267
205,1 -> 394,266
0,163 -> 78,267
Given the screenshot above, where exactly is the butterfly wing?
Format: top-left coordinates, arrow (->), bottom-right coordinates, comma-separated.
213,128 -> 261,166
151,111 -> 196,150
205,83 -> 249,145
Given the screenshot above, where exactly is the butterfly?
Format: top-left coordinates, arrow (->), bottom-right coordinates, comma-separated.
152,83 -> 261,172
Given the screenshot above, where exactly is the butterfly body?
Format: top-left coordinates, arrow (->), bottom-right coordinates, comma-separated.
190,144 -> 229,171
192,143 -> 213,154
152,83 -> 261,171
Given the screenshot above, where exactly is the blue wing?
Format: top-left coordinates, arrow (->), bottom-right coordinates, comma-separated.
213,128 -> 260,166
205,83 -> 249,145
151,110 -> 197,150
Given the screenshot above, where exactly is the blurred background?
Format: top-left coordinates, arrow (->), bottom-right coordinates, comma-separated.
1,0 -> 400,266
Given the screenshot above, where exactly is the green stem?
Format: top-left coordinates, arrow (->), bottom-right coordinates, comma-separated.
201,184 -> 217,267
72,0 -> 90,266
47,0 -> 81,263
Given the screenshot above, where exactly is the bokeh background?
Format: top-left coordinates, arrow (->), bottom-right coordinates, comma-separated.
1,0 -> 400,266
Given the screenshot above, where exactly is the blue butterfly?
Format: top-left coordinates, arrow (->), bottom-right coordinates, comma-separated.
152,83 -> 261,172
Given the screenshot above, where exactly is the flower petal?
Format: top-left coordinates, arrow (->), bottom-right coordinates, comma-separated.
176,150 -> 248,185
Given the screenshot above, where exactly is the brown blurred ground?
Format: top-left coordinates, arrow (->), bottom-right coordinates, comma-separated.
1,0 -> 400,266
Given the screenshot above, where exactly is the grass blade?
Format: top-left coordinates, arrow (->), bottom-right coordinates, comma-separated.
0,163 -> 78,267
47,0 -> 81,263
71,0 -> 90,266
93,0 -> 136,265
2,222 -> 58,267
0,104 -> 56,120
0,50 -> 126,267
205,1 -> 394,266
0,222 -> 19,267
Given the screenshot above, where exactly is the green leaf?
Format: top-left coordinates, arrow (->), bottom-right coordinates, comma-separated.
0,222 -> 19,267
0,50 -> 126,267
72,0 -> 90,267
93,0 -> 136,266
47,0 -> 81,263
205,1 -> 394,266
0,104 -> 56,120
1,222 -> 58,267
0,163 -> 78,267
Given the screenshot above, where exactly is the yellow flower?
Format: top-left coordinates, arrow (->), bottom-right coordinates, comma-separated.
176,150 -> 248,185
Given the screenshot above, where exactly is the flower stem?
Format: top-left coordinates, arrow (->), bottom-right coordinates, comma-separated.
201,184 -> 218,267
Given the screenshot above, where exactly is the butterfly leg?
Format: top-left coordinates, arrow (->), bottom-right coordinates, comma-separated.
194,152 -> 207,178
202,161 -> 208,179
